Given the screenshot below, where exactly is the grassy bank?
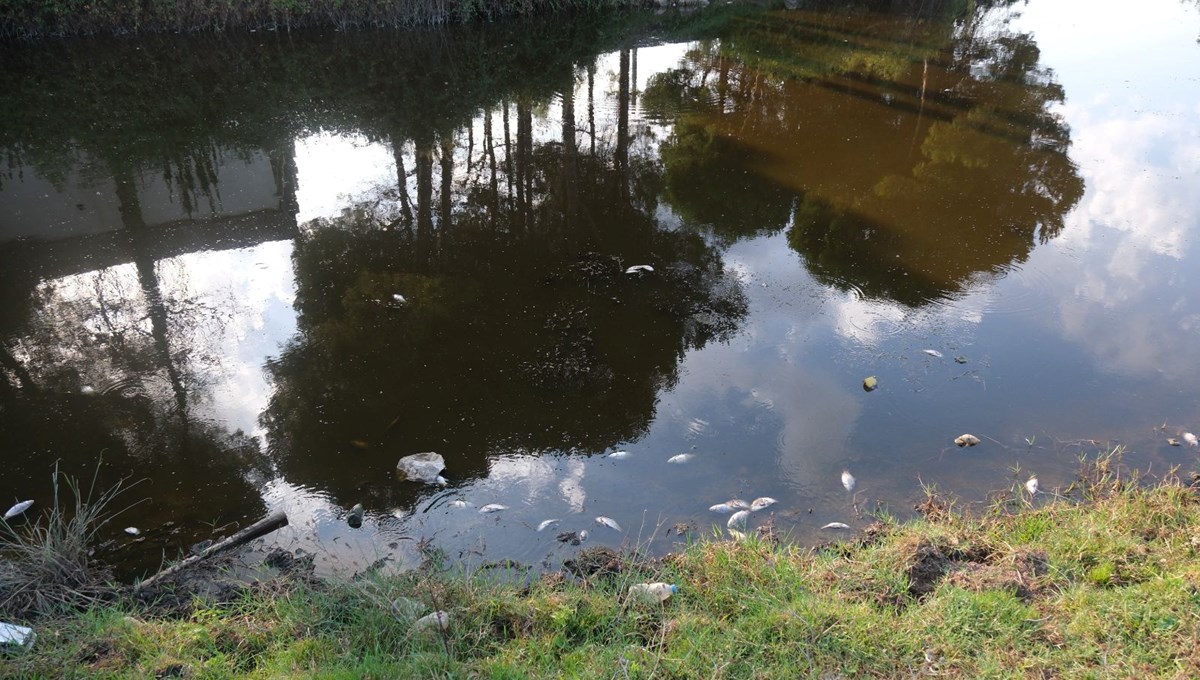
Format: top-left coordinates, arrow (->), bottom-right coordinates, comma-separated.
4,456 -> 1200,678
0,0 -> 650,40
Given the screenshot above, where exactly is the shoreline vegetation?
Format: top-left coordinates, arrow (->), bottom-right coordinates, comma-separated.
4,451 -> 1200,677
0,0 -> 661,40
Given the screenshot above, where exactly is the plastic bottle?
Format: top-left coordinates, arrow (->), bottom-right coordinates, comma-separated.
628,582 -> 678,604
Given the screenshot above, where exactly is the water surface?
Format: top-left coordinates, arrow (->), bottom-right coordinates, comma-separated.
2,0 -> 1199,576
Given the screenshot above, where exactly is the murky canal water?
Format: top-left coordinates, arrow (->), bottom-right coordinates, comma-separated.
2,0 -> 1199,578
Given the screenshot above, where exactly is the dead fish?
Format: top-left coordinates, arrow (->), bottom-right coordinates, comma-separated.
624,265 -> 654,275
728,499 -> 750,510
3,500 -> 33,520
667,453 -> 694,464
536,519 -> 560,532
954,434 -> 981,447
1025,477 -> 1039,495
1168,438 -> 1181,446
821,522 -> 851,530
450,499 -> 468,509
709,503 -> 737,514
728,529 -> 748,542
841,470 -> 856,492
579,529 -> 589,542
1185,432 -> 1199,448
478,504 -> 508,514
124,527 -> 140,536
750,497 -> 777,512
595,516 -> 623,532
392,293 -> 407,305
923,349 -> 944,358
727,510 -> 750,531
435,475 -> 449,486
606,451 -> 630,460
81,385 -> 96,395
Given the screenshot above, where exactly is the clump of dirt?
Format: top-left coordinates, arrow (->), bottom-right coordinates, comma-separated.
564,547 -> 623,578
915,493 -> 951,521
943,550 -> 1048,601
907,540 -> 954,599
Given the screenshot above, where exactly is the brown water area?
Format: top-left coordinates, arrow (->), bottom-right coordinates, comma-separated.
2,0 -> 1199,578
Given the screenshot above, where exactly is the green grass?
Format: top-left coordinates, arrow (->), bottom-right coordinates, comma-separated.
6,464 -> 1200,678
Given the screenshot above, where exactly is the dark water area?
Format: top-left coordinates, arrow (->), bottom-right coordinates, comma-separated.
2,0 -> 1200,578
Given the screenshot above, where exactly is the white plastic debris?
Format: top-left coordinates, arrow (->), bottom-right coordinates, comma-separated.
413,611 -> 450,632
0,622 -> 35,650
628,582 -> 677,604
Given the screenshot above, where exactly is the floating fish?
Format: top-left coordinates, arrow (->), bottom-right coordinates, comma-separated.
863,376 -> 878,392
923,349 -> 944,358
81,385 -> 96,395
727,510 -> 750,531
478,504 -> 508,514
1168,438 -> 1181,447
727,529 -> 748,542
1025,477 -> 1039,495
595,516 -> 623,532
579,529 -> 589,542
667,453 -> 694,464
750,497 -> 777,512
821,522 -> 851,530
954,434 -> 981,447
841,470 -> 856,492
3,500 -> 33,520
536,519 -> 560,532
124,527 -> 140,536
1185,433 -> 1198,448
392,293 -> 407,305
728,499 -> 750,510
709,503 -> 737,514
450,499 -> 468,509
624,265 -> 654,275
435,475 -> 449,486
606,451 -> 630,460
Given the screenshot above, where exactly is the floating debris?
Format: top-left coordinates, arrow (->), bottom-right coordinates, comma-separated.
124,527 -> 140,536
0,622 -> 36,650
349,439 -> 370,450
595,516 -> 623,532
536,519 -> 560,532
478,504 -> 508,514
189,539 -> 213,557
727,510 -> 750,531
3,500 -> 33,521
863,376 -> 878,392
954,434 -> 981,447
606,451 -> 630,460
923,349 -> 944,358
390,596 -> 423,621
821,522 -> 851,530
449,500 -> 468,509
396,452 -> 447,484
1185,432 -> 1199,448
750,497 -> 777,512
556,530 -> 586,545
347,503 -> 365,529
628,582 -> 677,604
624,265 -> 654,275
954,356 -> 968,364
1168,438 -> 1181,447
413,611 -> 450,632
841,470 -> 856,492
667,453 -> 694,464
1025,477 -> 1039,495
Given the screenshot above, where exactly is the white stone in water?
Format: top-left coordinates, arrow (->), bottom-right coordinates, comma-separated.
396,452 -> 446,484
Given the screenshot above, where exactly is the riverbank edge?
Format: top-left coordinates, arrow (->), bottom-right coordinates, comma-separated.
4,457 -> 1200,677
0,0 -> 669,41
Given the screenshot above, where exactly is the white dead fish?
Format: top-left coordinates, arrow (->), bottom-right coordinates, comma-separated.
435,475 -> 449,486
667,453 -> 694,464
1168,438 -> 1181,447
595,516 -> 623,532
579,529 -> 589,542
606,451 -> 630,460
3,500 -> 33,521
954,434 -> 981,447
922,349 -> 944,358
728,499 -> 750,510
727,529 -> 748,542
1025,477 -> 1039,495
81,385 -> 96,395
1185,432 -> 1199,448
124,527 -> 140,536
624,265 -> 654,275
709,503 -> 737,514
450,499 -> 468,509
392,293 -> 407,305
821,522 -> 851,530
727,510 -> 750,531
750,497 -> 777,512
536,519 -> 560,532
414,611 -> 450,632
478,504 -> 508,514
841,470 -> 856,492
